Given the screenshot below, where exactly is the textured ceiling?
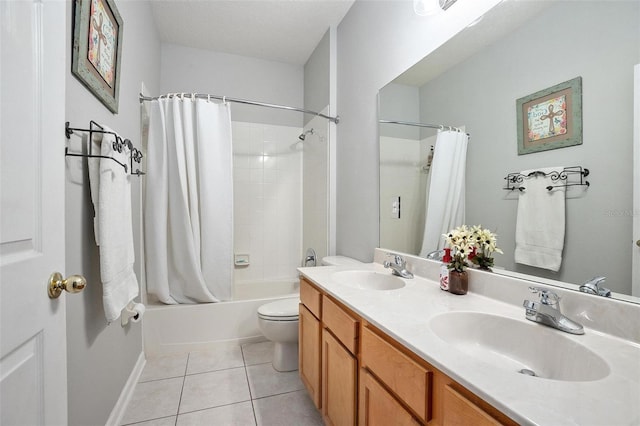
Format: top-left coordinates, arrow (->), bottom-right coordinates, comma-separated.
151,0 -> 355,65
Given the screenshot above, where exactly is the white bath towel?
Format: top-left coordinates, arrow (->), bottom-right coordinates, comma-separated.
514,167 -> 566,272
98,128 -> 139,322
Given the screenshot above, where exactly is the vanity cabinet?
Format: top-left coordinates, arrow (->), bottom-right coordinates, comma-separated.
299,277 -> 516,426
322,328 -> 357,425
359,369 -> 420,426
360,326 -> 431,423
442,385 -> 503,426
299,278 -> 359,424
361,323 -> 517,426
299,303 -> 322,408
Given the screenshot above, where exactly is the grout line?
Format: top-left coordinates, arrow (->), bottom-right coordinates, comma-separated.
184,364 -> 247,377
138,374 -> 185,384
121,414 -> 177,426
175,353 -> 189,423
241,344 -> 259,426
175,398 -> 253,417
251,388 -> 305,401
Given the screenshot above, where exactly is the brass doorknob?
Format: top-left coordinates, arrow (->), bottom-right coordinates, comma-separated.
48,272 -> 87,299
637,239 -> 640,248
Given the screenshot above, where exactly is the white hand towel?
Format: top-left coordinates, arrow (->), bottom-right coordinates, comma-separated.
87,132 -> 103,246
514,167 -> 566,272
98,128 -> 140,322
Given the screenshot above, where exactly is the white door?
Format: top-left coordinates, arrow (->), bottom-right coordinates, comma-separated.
1,1 -> 68,424
633,64 -> 640,295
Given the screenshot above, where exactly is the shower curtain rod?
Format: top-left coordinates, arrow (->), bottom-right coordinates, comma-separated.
379,119 -> 469,136
139,93 -> 340,124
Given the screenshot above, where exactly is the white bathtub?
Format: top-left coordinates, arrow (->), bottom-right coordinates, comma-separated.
143,280 -> 300,356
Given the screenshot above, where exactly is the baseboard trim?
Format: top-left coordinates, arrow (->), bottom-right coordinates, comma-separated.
105,351 -> 146,426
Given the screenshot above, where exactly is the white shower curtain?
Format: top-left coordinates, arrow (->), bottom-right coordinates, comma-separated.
419,130 -> 469,256
145,96 -> 233,304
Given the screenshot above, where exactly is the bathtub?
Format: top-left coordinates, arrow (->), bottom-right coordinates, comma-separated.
143,280 -> 300,356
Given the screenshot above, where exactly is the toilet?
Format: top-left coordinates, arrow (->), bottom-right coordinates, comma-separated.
257,297 -> 300,372
257,255 -> 362,372
321,255 -> 363,266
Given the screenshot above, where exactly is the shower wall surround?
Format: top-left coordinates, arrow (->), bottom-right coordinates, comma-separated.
379,134 -> 431,255
232,122 -> 303,283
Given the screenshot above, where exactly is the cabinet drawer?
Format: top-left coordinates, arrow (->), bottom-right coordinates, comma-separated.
361,326 -> 432,423
300,278 -> 322,318
322,296 -> 359,354
359,369 -> 420,426
443,385 -> 501,426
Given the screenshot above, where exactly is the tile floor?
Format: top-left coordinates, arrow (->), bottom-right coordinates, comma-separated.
121,341 -> 323,426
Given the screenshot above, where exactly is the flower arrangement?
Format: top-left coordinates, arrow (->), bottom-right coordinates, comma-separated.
470,225 -> 503,270
443,225 -> 503,272
442,225 -> 475,272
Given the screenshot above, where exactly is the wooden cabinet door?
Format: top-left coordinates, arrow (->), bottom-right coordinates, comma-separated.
443,385 -> 502,426
322,328 -> 357,426
299,304 -> 322,409
359,369 -> 420,426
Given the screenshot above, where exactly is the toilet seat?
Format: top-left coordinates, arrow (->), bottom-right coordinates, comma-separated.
258,298 -> 299,321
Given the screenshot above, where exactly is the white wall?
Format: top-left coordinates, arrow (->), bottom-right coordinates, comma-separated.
303,29 -> 331,263
304,30 -> 330,125
419,2 -> 639,292
160,44 -> 304,127
379,83 -> 421,140
303,113 -> 330,263
64,1 -> 160,424
336,0 -> 503,261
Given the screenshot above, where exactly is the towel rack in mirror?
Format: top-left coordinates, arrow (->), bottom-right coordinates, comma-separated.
503,166 -> 590,192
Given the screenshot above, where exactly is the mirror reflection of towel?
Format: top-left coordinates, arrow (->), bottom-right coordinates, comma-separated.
514,167 -> 566,272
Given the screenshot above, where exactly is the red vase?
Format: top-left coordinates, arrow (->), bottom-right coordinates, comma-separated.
449,270 -> 468,295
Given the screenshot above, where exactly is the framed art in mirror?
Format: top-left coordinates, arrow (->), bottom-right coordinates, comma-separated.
517,77 -> 582,155
71,0 -> 123,113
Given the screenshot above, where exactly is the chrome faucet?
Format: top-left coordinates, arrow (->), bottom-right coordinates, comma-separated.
383,254 -> 414,279
523,287 -> 584,335
425,249 -> 445,261
579,276 -> 611,297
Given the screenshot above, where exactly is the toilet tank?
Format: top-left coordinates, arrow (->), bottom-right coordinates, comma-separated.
321,256 -> 363,266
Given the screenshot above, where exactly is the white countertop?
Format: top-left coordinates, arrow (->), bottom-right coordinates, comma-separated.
298,261 -> 640,426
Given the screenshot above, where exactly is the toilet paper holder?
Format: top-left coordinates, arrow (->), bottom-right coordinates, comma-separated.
121,302 -> 145,326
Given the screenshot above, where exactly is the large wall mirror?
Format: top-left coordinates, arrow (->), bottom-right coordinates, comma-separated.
378,1 -> 639,302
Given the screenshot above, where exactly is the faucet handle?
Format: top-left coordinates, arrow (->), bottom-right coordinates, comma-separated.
385,253 -> 405,266
528,287 -> 560,306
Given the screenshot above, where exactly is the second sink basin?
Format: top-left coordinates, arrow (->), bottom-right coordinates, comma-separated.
331,270 -> 406,291
429,312 -> 610,382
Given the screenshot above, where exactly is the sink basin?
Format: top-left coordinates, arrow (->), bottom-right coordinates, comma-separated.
331,270 -> 406,291
429,312 -> 610,382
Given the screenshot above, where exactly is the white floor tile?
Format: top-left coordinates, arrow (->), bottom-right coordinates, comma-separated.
121,377 -> 183,425
140,353 -> 188,382
253,390 -> 323,426
246,363 -> 304,399
241,341 -> 274,366
186,346 -> 245,375
176,401 -> 256,426
179,368 -> 251,414
123,416 -> 176,426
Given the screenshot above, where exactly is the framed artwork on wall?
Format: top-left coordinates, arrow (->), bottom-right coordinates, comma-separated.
71,0 -> 123,113
516,77 -> 582,155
